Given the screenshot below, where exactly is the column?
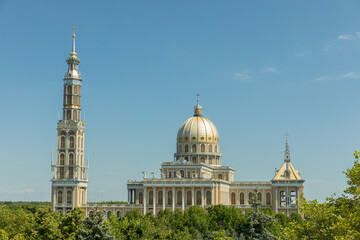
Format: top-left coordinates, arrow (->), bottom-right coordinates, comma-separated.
286,186 -> 289,216
172,187 -> 175,211
52,188 -> 56,210
211,187 -> 214,205
134,189 -> 137,204
182,187 -> 185,211
143,187 -> 147,215
153,187 -> 156,215
192,187 -> 195,206
162,187 -> 165,210
201,187 -> 204,207
275,188 -> 278,213
296,188 -> 300,213
72,189 -> 75,207
128,190 -> 130,204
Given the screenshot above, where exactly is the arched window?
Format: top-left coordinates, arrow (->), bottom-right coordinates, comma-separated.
69,136 -> 75,148
59,167 -> 64,178
67,190 -> 72,204
81,138 -> 84,148
196,191 -> 201,205
180,170 -> 184,178
201,157 -> 205,163
158,191 -> 163,205
107,211 -> 112,219
78,137 -> 80,147
209,145 -> 212,152
149,191 -> 153,204
60,154 -> 65,165
67,110 -> 71,120
73,110 -> 77,121
206,191 -> 211,205
258,192 -> 262,204
168,191 -> 172,205
139,192 -> 143,204
192,156 -> 197,163
249,192 -> 254,203
60,137 -> 65,148
116,211 -> 121,218
74,86 -> 78,94
58,190 -> 63,204
169,171 -> 172,178
69,166 -> 73,178
187,171 -> 191,178
218,174 -> 223,180
185,145 -> 189,152
187,191 -> 192,205
290,190 -> 297,205
280,191 -> 286,207
201,144 -> 205,152
231,192 -> 236,205
177,191 -> 182,205
192,144 -> 196,152
240,192 -> 245,205
215,145 -> 218,153
266,192 -> 271,205
69,154 -> 74,165
179,145 -> 182,152
67,86 -> 72,94
67,96 -> 71,105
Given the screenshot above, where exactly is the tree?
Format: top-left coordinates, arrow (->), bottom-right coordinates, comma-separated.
77,208 -> 114,240
241,188 -> 276,240
29,207 -> 62,240
281,152 -> 360,239
59,207 -> 84,239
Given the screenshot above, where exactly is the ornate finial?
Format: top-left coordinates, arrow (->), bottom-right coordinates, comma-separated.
194,93 -> 203,116
71,26 -> 76,53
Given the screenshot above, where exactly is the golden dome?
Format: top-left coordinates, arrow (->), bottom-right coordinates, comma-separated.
177,104 -> 219,144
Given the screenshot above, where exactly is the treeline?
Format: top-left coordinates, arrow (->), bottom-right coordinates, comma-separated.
0,203 -> 295,239
0,157 -> 359,239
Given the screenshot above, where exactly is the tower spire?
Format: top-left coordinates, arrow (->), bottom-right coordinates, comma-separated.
72,26 -> 76,53
284,132 -> 290,162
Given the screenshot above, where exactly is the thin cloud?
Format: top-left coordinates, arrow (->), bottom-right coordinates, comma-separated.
338,72 -> 360,79
337,34 -> 352,40
17,189 -> 35,194
232,72 -> 253,82
294,51 -> 309,57
323,43 -> 334,52
315,75 -> 330,81
261,67 -> 278,73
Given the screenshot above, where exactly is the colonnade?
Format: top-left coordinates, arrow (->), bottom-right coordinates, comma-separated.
142,186 -> 214,215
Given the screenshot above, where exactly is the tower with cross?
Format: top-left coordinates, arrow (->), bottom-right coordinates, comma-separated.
51,27 -> 88,214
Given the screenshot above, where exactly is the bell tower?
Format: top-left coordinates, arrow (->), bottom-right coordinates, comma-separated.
51,27 -> 88,213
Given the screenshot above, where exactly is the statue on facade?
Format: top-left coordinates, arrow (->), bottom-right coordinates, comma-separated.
151,172 -> 156,179
142,171 -> 147,179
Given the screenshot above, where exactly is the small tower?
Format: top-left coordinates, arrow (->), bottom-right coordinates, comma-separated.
271,135 -> 304,215
51,27 -> 88,214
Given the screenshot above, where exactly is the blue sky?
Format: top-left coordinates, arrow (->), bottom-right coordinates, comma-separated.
1,0 -> 360,202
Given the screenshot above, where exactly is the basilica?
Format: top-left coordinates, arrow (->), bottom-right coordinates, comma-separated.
51,29 -> 304,217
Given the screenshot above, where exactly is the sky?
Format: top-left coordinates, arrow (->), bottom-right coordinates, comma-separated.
1,0 -> 360,203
